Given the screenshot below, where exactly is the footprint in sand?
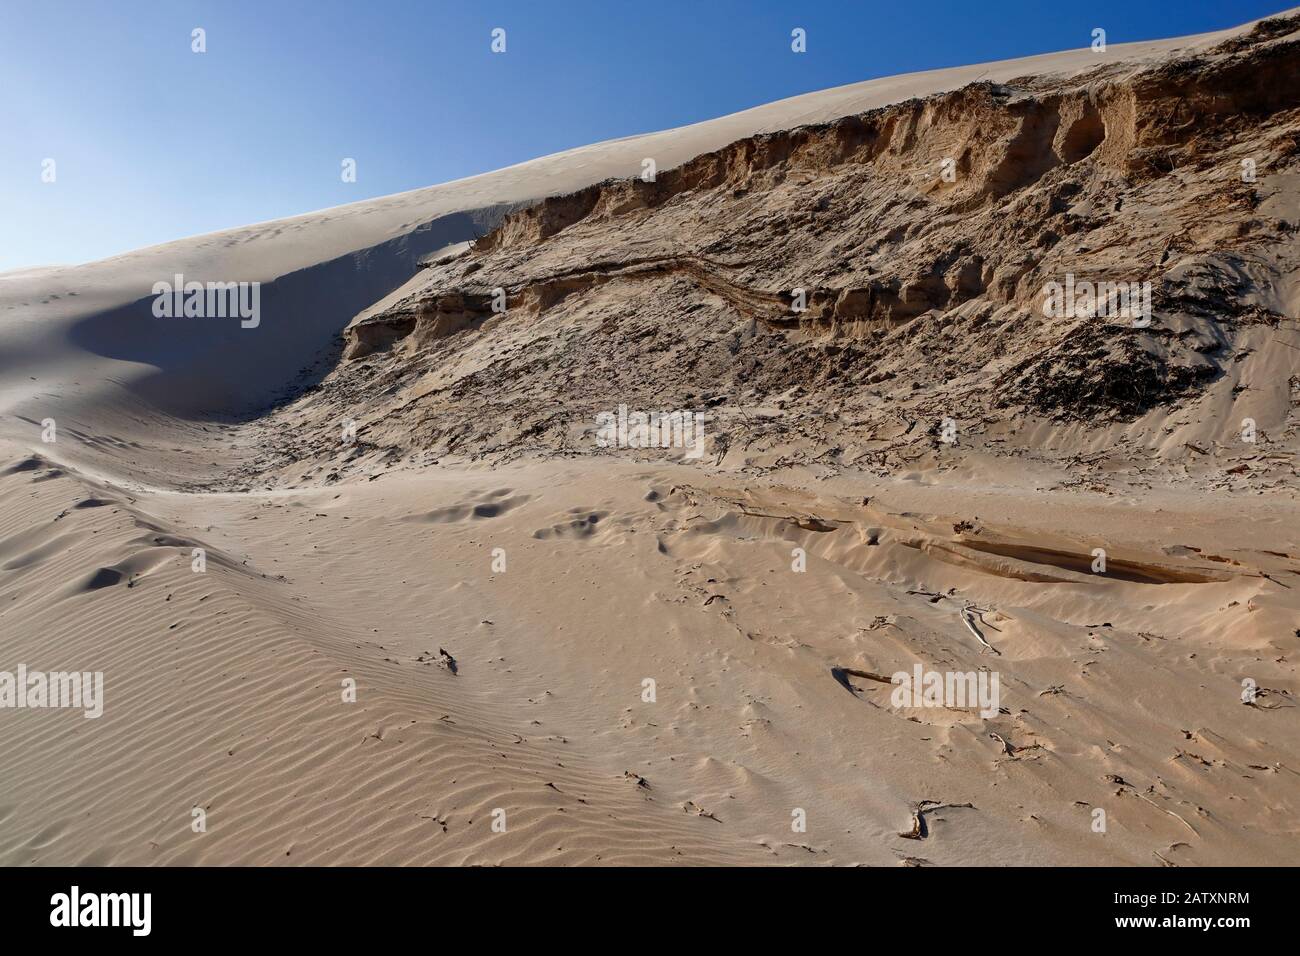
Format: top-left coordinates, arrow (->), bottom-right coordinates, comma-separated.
405,492 -> 532,523
532,510 -> 609,540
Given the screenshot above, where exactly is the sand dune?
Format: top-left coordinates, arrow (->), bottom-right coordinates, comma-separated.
1,9 -> 1298,866
0,12 -> 1265,438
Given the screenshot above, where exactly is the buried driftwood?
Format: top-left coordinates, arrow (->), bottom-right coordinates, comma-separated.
830,666 -> 893,696
898,800 -> 976,840
1104,774 -> 1199,836
960,605 -> 1001,655
989,731 -> 1043,759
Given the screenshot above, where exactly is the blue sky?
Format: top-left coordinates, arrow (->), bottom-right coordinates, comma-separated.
0,0 -> 1290,270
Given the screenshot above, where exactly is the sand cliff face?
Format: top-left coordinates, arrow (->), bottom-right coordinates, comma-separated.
311,14 -> 1300,487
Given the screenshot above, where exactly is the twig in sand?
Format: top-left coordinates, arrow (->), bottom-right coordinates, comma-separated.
989,731 -> 1043,758
683,800 -> 721,822
988,731 -> 1017,756
830,666 -> 893,696
960,605 -> 1000,655
898,800 -> 976,840
623,770 -> 651,790
966,606 -> 1003,632
1104,774 -> 1198,836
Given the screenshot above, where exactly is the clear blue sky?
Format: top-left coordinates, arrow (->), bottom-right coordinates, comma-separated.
0,0 -> 1290,270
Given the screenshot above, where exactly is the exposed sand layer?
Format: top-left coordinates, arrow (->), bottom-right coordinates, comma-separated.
321,14 -> 1300,490
1,10 -> 1298,866
0,12 -> 1269,432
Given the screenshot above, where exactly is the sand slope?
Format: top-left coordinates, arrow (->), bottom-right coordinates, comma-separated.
2,450 -> 1296,865
0,13 -> 1267,440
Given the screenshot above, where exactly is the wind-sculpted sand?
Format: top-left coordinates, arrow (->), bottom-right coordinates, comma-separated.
1,454 -> 1296,865
1,10 -> 1298,866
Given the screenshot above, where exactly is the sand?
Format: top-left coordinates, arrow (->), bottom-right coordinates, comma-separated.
1,9 -> 1297,866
